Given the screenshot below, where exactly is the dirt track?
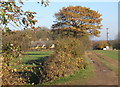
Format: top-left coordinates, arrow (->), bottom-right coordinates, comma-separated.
86,51 -> 118,85
55,51 -> 119,85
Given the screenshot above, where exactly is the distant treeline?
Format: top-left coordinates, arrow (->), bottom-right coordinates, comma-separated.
2,27 -> 53,51
92,40 -> 120,50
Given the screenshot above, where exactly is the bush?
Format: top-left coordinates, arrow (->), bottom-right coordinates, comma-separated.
92,40 -> 109,50
41,37 -> 89,82
2,30 -> 31,52
2,57 -> 27,85
2,30 -> 30,85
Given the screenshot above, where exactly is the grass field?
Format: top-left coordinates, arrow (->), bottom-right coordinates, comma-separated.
94,50 -> 119,61
10,51 -> 53,70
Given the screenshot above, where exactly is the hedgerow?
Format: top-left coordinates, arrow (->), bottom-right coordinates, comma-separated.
41,37 -> 90,82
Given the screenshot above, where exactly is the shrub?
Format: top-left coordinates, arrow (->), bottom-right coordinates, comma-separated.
2,31 -> 30,85
2,57 -> 27,85
2,30 -> 31,52
41,37 -> 89,82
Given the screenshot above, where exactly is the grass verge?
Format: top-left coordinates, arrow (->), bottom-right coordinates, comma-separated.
94,50 -> 119,74
97,56 -> 118,73
93,52 -> 118,74
39,55 -> 95,85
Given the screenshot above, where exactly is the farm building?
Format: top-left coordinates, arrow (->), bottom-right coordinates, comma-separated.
30,41 -> 55,49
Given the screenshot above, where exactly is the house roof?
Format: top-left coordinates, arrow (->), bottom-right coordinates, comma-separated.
31,41 -> 53,47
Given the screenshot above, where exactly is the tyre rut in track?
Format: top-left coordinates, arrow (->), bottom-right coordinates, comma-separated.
86,52 -> 118,85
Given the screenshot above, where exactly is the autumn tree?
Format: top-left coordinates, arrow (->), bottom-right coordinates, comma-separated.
93,40 -> 108,49
0,0 -> 49,31
41,6 -> 103,83
1,1 -> 49,85
52,6 -> 102,37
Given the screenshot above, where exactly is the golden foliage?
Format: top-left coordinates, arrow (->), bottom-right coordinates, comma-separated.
0,2 -> 38,30
52,6 -> 103,37
41,37 -> 89,82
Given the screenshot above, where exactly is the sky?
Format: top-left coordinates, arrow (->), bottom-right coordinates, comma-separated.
17,1 -> 118,40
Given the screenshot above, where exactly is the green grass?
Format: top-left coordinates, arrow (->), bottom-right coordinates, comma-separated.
39,55 -> 95,85
10,51 -> 53,70
94,50 -> 119,61
9,51 -> 53,85
94,50 -> 119,74
41,67 -> 94,85
95,55 -> 118,73
21,51 -> 52,62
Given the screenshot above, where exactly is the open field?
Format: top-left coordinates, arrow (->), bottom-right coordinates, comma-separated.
10,51 -> 53,70
94,50 -> 119,61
